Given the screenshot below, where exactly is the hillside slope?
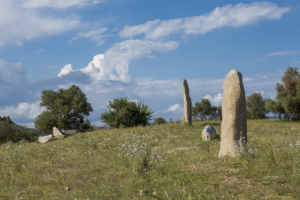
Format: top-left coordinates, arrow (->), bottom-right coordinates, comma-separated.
1,120 -> 300,199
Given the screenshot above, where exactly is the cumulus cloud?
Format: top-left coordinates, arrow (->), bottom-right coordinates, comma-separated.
119,2 -> 290,40
69,28 -> 112,46
0,1 -> 79,47
256,51 -> 299,61
58,40 -> 179,82
0,101 -> 46,119
21,0 -> 105,9
163,104 -> 183,113
58,64 -> 74,77
203,93 -> 223,106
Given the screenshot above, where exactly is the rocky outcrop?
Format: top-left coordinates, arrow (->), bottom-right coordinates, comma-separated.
219,70 -> 247,158
182,79 -> 192,125
53,126 -> 64,138
201,125 -> 216,141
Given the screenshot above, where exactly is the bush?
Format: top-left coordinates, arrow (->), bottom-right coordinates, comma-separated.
0,122 -> 37,143
154,117 -> 167,125
78,119 -> 94,132
100,97 -> 153,128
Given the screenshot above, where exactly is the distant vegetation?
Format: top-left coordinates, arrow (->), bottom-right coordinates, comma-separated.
154,117 -> 167,125
0,116 -> 36,143
100,97 -> 154,128
192,98 -> 222,121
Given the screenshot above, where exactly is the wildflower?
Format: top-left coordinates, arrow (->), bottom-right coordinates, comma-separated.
122,144 -> 126,147
155,139 -> 158,142
251,139 -> 253,141
6,147 -> 9,150
290,144 -> 293,147
19,146 -> 21,148
153,192 -> 157,195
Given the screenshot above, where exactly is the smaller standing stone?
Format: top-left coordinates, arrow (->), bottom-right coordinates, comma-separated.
182,79 -> 192,125
53,126 -> 64,138
201,125 -> 216,141
38,134 -> 52,143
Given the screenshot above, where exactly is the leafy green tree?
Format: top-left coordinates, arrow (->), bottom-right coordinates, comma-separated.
210,105 -> 222,120
34,85 -> 93,132
246,92 -> 268,119
79,118 -> 94,132
273,67 -> 300,120
34,111 -> 59,134
265,98 -> 286,120
192,98 -> 212,121
154,117 -> 167,125
100,97 -> 153,128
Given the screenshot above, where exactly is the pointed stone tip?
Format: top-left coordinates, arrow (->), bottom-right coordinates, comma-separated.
226,69 -> 242,78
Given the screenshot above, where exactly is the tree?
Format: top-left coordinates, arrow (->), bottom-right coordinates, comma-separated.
246,92 -> 268,119
154,117 -> 167,125
100,97 -> 153,128
79,118 -> 94,132
272,67 -> 300,120
265,98 -> 286,120
34,111 -> 59,134
34,85 -> 93,132
210,105 -> 222,120
192,98 -> 212,121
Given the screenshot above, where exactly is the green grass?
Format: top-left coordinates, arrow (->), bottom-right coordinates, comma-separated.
1,119 -> 300,199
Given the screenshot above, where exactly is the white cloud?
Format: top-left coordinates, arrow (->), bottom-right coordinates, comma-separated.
294,61 -> 300,64
163,104 -> 183,113
0,101 -> 46,119
203,93 -> 223,106
58,39 -> 179,82
21,0 -> 105,9
58,64 -> 74,77
0,1 -> 79,47
257,51 -> 299,61
119,2 -> 290,40
69,28 -> 112,46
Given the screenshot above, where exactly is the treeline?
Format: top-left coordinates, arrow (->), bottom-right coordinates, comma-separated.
0,116 -> 37,143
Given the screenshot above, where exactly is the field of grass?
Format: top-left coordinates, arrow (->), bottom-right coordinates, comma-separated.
1,119 -> 300,199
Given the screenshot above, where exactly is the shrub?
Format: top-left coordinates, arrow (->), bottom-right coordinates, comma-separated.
154,117 -> 167,125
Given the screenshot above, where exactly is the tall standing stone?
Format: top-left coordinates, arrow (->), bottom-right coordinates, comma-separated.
182,79 -> 192,125
219,70 -> 247,158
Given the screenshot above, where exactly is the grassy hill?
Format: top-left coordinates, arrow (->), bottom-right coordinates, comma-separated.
1,119 -> 300,199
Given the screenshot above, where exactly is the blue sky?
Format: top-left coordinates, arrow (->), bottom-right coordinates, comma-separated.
0,0 -> 299,128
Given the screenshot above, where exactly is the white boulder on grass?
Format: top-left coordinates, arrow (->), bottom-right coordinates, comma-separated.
38,134 -> 52,143
53,126 -> 64,138
201,125 -> 216,141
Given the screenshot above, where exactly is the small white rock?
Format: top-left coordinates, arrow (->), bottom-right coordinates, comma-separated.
201,125 -> 216,141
